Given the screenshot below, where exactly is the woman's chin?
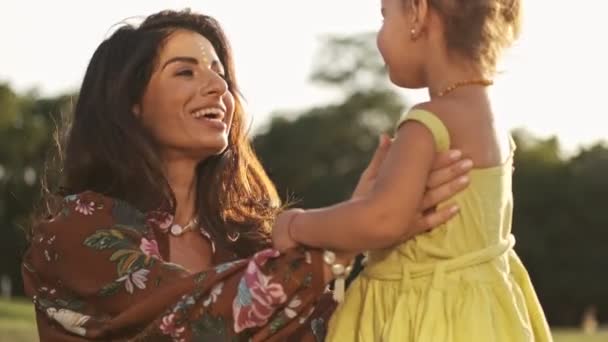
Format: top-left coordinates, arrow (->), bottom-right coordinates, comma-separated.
193,139 -> 229,159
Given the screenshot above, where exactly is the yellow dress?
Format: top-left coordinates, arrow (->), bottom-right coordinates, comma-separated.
326,109 -> 553,342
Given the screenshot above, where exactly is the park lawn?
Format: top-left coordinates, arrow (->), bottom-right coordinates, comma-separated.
0,298 -> 37,342
0,298 -> 606,341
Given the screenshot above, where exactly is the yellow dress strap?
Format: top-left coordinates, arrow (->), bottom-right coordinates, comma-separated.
398,109 -> 451,152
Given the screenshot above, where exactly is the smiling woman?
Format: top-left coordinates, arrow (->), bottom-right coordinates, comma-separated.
22,10 -> 342,341
134,30 -> 233,159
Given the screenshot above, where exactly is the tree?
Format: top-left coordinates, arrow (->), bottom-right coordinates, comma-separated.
0,83 -> 74,297
254,33 -> 405,207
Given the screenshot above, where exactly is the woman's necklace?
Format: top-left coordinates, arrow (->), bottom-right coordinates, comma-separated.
169,217 -> 199,236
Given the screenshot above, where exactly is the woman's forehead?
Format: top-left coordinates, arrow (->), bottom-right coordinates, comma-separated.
158,30 -> 220,64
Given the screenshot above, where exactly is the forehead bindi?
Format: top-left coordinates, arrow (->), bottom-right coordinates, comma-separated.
195,38 -> 220,65
160,31 -> 221,67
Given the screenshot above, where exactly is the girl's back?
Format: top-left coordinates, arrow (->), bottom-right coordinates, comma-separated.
327,104 -> 551,341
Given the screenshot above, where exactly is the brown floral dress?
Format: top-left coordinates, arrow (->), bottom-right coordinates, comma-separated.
22,191 -> 336,341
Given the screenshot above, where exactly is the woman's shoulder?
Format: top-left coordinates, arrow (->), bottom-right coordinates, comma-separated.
33,191 -> 145,236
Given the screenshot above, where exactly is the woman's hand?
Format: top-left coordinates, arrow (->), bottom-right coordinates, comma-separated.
410,149 -> 473,233
274,134 -> 473,253
351,135 -> 393,199
353,134 -> 472,233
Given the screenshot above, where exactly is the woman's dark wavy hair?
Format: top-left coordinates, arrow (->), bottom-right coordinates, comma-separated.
37,9 -> 280,257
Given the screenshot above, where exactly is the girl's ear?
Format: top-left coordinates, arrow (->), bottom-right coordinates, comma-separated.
411,0 -> 430,36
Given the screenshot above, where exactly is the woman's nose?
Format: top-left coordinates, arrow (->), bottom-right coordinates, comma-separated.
200,71 -> 228,96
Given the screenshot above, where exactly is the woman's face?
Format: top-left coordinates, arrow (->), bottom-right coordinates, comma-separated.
136,29 -> 235,162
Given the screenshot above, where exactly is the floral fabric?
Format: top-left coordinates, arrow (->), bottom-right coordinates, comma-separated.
22,191 -> 335,341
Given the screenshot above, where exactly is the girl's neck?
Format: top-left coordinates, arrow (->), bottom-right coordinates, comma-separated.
424,57 -> 488,99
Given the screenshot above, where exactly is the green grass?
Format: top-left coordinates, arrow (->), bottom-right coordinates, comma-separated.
553,329 -> 608,342
0,298 -> 37,342
0,320 -> 38,342
0,298 -> 35,322
1,298 -> 607,341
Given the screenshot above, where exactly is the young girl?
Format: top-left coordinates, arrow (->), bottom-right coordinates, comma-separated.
272,0 -> 553,341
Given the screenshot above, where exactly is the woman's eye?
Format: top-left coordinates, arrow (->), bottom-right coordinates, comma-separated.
176,69 -> 194,77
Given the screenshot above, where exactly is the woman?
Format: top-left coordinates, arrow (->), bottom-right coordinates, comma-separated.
22,9 -> 472,341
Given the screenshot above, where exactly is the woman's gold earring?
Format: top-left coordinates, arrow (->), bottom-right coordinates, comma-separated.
410,28 -> 417,40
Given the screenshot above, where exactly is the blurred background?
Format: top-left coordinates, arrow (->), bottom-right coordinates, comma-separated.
1,1 -> 607,341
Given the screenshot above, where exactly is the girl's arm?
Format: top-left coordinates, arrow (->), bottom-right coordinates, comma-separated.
276,121 -> 437,252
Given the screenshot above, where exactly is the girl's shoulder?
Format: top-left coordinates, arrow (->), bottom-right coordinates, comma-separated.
409,99 -> 511,170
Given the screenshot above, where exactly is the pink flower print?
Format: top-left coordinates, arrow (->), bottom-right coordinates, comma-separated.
232,249 -> 287,333
147,211 -> 174,232
139,237 -> 161,259
159,313 -> 186,341
74,199 -> 96,215
252,248 -> 281,266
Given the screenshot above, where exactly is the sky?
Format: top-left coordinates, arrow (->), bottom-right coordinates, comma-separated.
1,0 -> 607,153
